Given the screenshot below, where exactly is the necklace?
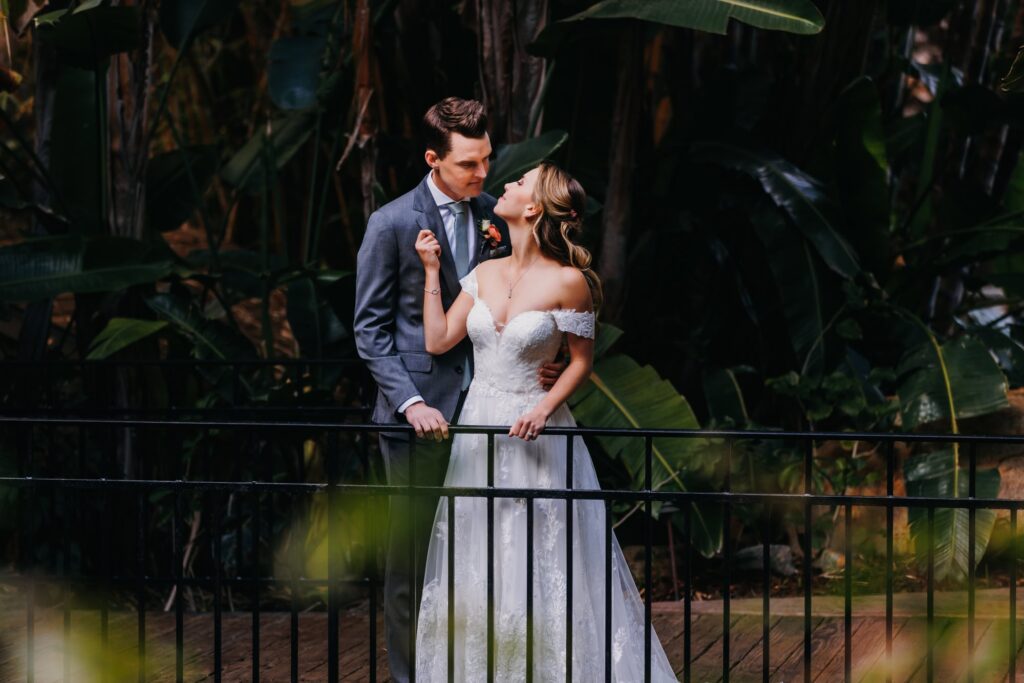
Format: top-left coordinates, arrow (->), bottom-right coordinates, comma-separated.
507,254 -> 541,299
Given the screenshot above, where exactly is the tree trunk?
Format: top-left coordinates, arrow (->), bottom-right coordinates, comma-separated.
472,0 -> 548,143
353,0 -> 379,218
110,0 -> 158,239
597,23 -> 641,323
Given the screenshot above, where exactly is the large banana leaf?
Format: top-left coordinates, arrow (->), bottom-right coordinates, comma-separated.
1000,45 -> 1024,93
702,367 -> 751,425
531,0 -> 823,54
286,276 -> 349,358
749,205 -> 831,376
896,335 -> 1009,431
691,141 -> 861,280
87,318 -> 168,360
221,111 -> 316,194
145,293 -> 257,362
906,449 -> 1000,582
569,325 -> 722,557
0,236 -> 181,301
484,130 -> 568,196
972,326 -> 1024,387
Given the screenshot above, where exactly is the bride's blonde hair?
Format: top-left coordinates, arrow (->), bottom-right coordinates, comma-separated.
530,162 -> 603,311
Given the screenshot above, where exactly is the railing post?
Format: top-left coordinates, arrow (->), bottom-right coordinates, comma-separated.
967,440 -> 976,683
327,430 -> 340,683
885,440 -> 894,683
644,435 -> 653,683
803,439 -> 813,683
566,433 -> 574,683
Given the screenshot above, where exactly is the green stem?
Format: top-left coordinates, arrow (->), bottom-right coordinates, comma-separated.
891,306 -> 960,491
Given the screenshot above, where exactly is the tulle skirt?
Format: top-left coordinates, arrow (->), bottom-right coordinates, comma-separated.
414,385 -> 678,681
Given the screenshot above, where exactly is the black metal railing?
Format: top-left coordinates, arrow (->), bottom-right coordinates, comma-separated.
0,358 -> 375,418
0,413 -> 1022,682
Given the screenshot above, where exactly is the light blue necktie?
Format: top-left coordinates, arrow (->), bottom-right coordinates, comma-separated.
447,201 -> 472,389
449,201 -> 470,279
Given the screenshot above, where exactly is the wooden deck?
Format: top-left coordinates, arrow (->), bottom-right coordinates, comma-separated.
3,590 -> 1024,681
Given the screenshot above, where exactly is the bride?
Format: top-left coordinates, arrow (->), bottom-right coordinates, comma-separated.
413,162 -> 677,681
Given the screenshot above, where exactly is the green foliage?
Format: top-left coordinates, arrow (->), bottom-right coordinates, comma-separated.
569,324 -> 722,556
692,141 -> 861,280
221,111 -> 317,193
0,236 -> 182,301
484,130 -> 569,195
906,449 -> 1000,582
896,335 -> 1009,431
87,317 -> 168,359
269,36 -> 329,111
145,292 -> 257,362
533,0 -> 824,54
158,0 -> 240,50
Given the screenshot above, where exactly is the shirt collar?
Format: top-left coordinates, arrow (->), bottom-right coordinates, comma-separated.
426,170 -> 466,209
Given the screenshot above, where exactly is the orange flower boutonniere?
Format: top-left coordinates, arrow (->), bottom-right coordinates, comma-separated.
479,218 -> 502,247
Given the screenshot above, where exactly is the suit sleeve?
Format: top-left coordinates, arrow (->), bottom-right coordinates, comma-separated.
354,211 -> 421,416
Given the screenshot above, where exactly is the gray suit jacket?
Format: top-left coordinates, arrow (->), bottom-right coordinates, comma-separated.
354,176 -> 510,429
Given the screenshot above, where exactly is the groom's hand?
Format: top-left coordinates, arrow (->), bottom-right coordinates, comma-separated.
404,401 -> 449,441
538,361 -> 566,390
539,337 -> 570,390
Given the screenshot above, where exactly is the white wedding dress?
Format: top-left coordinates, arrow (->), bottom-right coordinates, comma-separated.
414,267 -> 678,681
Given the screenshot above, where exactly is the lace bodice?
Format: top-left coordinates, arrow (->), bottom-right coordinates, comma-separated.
459,268 -> 595,397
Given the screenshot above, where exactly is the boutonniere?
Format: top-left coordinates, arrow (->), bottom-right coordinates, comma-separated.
477,217 -> 502,249
477,216 -> 507,259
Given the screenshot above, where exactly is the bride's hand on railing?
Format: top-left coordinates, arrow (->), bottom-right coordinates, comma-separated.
509,406 -> 550,441
415,229 -> 442,271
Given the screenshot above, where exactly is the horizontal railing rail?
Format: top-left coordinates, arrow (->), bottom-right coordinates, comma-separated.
0,415 -> 1019,683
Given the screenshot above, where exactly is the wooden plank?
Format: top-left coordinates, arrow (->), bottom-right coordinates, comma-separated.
732,615 -> 825,681
880,617 -> 953,683
812,614 -> 871,682
666,613 -> 736,679
940,618 -> 995,683
850,616 -> 910,683
772,617 -> 845,682
688,613 -> 775,683
725,615 -> 783,683
686,614 -> 736,683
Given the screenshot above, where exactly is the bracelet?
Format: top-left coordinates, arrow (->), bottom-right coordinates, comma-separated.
424,287 -> 440,295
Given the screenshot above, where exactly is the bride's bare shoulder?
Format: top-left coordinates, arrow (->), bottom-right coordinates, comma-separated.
557,266 -> 592,310
476,259 -> 501,274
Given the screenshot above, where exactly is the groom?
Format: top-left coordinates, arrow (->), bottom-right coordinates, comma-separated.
354,97 -> 563,681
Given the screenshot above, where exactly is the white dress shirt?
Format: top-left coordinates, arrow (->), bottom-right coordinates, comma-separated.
397,171 -> 478,414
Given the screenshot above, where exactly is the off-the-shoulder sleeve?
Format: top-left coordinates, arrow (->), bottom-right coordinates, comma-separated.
551,309 -> 596,339
458,267 -> 479,300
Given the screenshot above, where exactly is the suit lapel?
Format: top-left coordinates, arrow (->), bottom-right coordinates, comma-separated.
413,179 -> 460,296
468,196 -> 485,268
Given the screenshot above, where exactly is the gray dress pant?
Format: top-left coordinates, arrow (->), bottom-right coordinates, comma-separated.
378,402 -> 462,682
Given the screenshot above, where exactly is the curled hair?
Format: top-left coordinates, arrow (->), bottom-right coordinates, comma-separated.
531,162 -> 603,311
422,97 -> 488,158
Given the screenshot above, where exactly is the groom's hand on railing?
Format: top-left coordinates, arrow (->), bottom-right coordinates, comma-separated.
404,401 -> 450,441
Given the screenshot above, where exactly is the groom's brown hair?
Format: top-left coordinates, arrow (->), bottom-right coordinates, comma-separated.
423,97 -> 488,158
